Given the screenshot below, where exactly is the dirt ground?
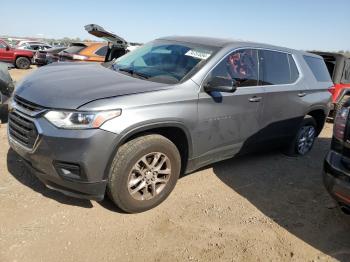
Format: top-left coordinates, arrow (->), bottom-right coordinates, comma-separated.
0,67 -> 349,262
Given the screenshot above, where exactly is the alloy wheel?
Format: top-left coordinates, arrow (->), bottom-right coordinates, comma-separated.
127,152 -> 171,201
297,125 -> 316,155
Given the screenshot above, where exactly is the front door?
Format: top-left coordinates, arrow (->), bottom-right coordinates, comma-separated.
195,49 -> 265,166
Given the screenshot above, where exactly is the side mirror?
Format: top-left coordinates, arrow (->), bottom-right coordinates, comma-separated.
204,76 -> 237,93
6,46 -> 10,51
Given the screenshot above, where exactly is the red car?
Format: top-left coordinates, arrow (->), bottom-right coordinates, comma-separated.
0,39 -> 34,69
311,52 -> 350,117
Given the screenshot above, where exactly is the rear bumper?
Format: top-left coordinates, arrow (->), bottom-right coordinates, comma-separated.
323,150 -> 350,207
34,58 -> 47,65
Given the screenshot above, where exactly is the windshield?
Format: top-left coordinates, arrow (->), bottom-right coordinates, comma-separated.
112,40 -> 219,84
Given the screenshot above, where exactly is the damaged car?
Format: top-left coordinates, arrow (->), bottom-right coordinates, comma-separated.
84,24 -> 142,62
311,52 -> 350,118
8,37 -> 332,213
0,63 -> 14,122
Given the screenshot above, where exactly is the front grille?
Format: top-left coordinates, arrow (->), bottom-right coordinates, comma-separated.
8,112 -> 38,149
14,95 -> 44,112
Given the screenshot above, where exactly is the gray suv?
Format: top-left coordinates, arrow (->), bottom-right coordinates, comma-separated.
8,36 -> 332,213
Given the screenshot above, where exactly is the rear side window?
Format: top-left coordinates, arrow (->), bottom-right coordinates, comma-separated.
259,50 -> 291,85
303,56 -> 332,82
95,45 -> 108,56
341,60 -> 350,84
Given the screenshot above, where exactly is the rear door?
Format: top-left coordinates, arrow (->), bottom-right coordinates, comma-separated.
258,49 -> 306,140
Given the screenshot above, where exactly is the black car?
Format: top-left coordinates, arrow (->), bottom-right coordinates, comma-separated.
323,99 -> 350,214
34,47 -> 66,66
0,62 -> 14,122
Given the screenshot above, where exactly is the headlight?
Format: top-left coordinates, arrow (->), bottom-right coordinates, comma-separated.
44,110 -> 121,129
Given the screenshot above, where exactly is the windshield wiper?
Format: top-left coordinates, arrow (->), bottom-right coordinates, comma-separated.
118,67 -> 133,74
118,67 -> 149,79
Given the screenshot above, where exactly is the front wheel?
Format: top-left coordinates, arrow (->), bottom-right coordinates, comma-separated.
283,116 -> 317,156
107,134 -> 181,213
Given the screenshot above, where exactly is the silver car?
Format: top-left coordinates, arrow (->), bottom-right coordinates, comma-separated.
8,36 -> 332,213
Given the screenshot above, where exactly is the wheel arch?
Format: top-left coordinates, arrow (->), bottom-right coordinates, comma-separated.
103,122 -> 193,179
306,107 -> 327,136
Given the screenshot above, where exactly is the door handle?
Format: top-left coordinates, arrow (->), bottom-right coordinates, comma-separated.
298,92 -> 307,97
249,96 -> 262,102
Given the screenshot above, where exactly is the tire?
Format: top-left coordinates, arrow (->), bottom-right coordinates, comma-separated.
107,134 -> 181,213
15,57 -> 31,69
283,116 -> 317,156
335,95 -> 350,118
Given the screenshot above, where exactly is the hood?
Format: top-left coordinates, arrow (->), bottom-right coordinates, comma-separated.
15,63 -> 170,109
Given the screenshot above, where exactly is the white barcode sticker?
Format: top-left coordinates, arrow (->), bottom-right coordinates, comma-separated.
185,50 -> 212,60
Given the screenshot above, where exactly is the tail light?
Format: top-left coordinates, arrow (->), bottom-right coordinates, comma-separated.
328,85 -> 335,95
334,106 -> 350,141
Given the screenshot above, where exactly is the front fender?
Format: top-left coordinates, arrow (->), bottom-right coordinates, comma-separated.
101,120 -> 193,180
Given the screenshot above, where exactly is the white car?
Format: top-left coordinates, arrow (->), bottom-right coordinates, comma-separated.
17,41 -> 52,51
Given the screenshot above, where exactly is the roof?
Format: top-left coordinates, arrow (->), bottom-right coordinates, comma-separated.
157,35 -> 306,55
158,36 -> 235,47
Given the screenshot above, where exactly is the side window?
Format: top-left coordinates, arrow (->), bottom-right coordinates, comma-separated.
95,46 -> 108,56
341,60 -> 350,84
288,54 -> 299,83
303,55 -> 332,82
0,43 -> 6,49
259,50 -> 291,85
206,49 -> 259,87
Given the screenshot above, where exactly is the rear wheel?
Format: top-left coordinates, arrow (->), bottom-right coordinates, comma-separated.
107,134 -> 181,213
283,116 -> 317,156
15,57 -> 31,69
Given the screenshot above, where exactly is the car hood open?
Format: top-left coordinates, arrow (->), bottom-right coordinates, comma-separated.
15,62 -> 171,109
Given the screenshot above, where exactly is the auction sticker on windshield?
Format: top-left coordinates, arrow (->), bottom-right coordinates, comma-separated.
185,50 -> 212,60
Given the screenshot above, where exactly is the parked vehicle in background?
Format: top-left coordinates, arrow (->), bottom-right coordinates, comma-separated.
311,52 -> 350,118
8,37 -> 332,213
34,47 -> 66,66
0,62 -> 14,122
324,99 -> 350,215
85,24 -> 142,62
58,42 -> 108,62
18,42 -> 52,51
2,38 -> 27,47
0,39 -> 33,69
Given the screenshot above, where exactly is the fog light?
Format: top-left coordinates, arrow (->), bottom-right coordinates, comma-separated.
54,161 -> 85,181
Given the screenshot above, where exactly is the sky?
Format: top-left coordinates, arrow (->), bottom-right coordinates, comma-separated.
1,0 -> 349,51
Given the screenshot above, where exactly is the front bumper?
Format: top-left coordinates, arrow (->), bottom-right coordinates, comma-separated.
323,150 -> 350,207
8,109 -> 120,201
